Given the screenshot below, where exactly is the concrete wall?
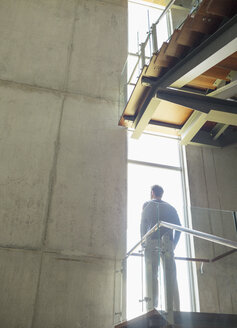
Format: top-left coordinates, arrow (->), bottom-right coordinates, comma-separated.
0,1 -> 127,327
186,145 -> 237,314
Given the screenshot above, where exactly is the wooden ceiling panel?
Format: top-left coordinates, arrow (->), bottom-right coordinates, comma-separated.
217,52 -> 237,71
151,100 -> 193,125
202,67 -> 231,80
187,75 -> 217,90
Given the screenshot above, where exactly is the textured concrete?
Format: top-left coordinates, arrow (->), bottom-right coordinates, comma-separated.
0,83 -> 62,248
0,249 -> 41,328
67,0 -> 127,101
0,0 -> 127,327
0,0 -> 77,90
33,253 -> 115,328
46,95 -> 127,259
186,145 -> 237,314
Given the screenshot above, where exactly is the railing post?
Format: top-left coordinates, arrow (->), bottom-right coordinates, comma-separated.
140,42 -> 146,68
232,211 -> 237,233
121,259 -> 127,322
151,23 -> 158,53
161,233 -> 174,325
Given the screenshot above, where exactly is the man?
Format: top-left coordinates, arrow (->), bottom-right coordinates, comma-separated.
141,185 -> 181,311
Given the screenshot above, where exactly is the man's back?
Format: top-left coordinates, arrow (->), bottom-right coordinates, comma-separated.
141,200 -> 181,241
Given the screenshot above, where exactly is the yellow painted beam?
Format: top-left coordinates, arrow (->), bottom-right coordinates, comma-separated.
132,97 -> 161,139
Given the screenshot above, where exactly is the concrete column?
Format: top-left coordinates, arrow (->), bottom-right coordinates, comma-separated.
0,0 -> 128,326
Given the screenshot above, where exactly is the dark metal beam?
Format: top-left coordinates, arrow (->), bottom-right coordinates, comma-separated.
191,126 -> 237,147
124,115 -> 183,129
156,88 -> 237,115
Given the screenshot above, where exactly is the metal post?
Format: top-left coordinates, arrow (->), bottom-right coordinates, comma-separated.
140,248 -> 144,313
166,9 -> 173,38
161,234 -> 174,325
140,42 -> 146,68
233,211 -> 237,233
121,259 -> 127,322
152,23 -> 158,53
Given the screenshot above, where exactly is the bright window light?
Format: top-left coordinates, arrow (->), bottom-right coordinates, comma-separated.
127,132 -> 192,319
128,131 -> 180,167
128,1 -> 168,54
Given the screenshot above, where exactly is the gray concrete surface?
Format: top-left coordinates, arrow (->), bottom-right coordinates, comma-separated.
0,83 -> 63,248
0,249 -> 41,328
33,253 -> 115,328
0,0 -> 127,327
186,145 -> 237,314
67,0 -> 127,101
46,95 -> 127,259
0,0 -> 77,90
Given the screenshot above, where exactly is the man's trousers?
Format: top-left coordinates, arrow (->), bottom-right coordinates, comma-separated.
144,236 -> 180,312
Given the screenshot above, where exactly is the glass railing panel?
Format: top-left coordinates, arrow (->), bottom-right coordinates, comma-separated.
126,248 -> 144,320
118,60 -> 128,122
189,207 -> 237,315
190,207 -> 237,259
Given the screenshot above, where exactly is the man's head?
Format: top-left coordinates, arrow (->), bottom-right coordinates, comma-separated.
151,185 -> 164,200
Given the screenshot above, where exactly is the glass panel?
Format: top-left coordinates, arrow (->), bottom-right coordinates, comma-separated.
119,60 -> 128,120
126,249 -> 144,320
190,207 -> 237,254
127,54 -> 140,85
156,13 -> 168,49
128,131 -> 181,167
189,207 -> 237,315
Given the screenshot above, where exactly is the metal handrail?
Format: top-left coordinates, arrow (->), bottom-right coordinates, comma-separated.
159,221 -> 237,249
125,220 -> 237,261
125,223 -> 159,259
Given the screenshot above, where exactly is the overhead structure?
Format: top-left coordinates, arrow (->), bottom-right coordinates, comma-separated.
119,0 -> 237,147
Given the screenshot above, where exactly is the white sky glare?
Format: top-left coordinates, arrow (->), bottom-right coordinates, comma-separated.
127,132 -> 192,319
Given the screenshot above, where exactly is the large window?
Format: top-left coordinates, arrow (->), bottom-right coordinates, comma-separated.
127,131 -> 192,319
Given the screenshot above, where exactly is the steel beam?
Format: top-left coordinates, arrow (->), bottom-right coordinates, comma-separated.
210,80 -> 237,99
132,97 -> 161,139
208,77 -> 237,141
180,112 -> 207,145
156,88 -> 237,114
180,80 -> 237,145
211,123 -> 229,141
133,15 -> 237,137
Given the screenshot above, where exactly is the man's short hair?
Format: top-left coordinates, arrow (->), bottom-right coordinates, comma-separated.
151,185 -> 164,198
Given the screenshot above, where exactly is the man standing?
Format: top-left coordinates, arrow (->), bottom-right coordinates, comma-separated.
141,185 -> 181,311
